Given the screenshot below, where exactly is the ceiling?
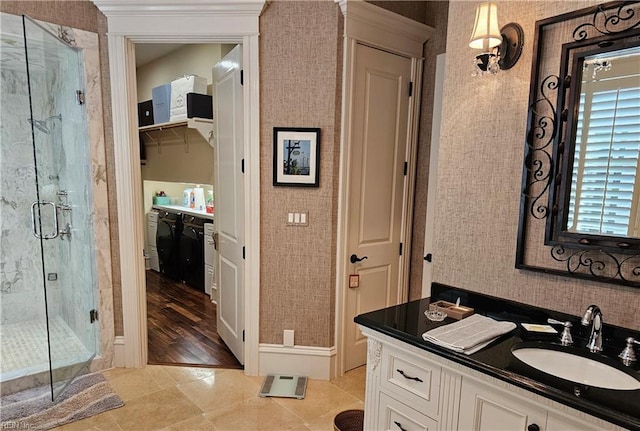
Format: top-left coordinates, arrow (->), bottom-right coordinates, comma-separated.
135,43 -> 184,67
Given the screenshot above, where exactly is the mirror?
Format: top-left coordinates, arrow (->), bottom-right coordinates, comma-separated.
565,46 -> 640,239
517,1 -> 640,287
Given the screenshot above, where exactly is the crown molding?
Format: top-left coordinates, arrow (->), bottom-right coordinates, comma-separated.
93,0 -> 266,16
335,0 -> 433,58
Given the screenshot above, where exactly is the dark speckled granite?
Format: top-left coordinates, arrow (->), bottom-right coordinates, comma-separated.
354,283 -> 640,430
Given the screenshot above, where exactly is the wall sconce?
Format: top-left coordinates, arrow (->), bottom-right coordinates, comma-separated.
469,2 -> 524,75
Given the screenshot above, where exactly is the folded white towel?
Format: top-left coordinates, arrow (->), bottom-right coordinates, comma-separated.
422,314 -> 516,355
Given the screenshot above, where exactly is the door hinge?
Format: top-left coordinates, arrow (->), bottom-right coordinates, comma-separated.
76,90 -> 85,105
89,309 -> 98,323
408,81 -> 413,97
241,158 -> 245,173
240,70 -> 244,86
403,161 -> 408,176
399,242 -> 403,256
242,246 -> 246,260
242,330 -> 245,342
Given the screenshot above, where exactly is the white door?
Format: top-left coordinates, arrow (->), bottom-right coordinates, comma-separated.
213,45 -> 244,364
344,43 -> 413,371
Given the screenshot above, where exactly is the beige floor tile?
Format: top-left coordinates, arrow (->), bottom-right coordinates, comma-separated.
331,366 -> 366,401
272,379 -> 361,423
108,387 -> 202,431
158,414 -> 217,431
48,365 -> 366,431
304,400 -> 364,431
160,365 -> 223,385
144,365 -> 178,389
177,370 -> 261,414
51,410 -> 122,431
204,396 -> 310,431
103,367 -> 172,402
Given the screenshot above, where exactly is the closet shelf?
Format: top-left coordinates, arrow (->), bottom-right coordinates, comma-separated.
139,117 -> 214,151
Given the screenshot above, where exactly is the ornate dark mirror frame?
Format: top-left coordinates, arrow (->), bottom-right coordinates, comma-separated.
516,1 -> 640,287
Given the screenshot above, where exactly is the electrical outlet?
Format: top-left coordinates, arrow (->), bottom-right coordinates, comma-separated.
283,329 -> 295,347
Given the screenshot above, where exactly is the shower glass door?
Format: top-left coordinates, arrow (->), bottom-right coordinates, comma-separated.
23,15 -> 98,400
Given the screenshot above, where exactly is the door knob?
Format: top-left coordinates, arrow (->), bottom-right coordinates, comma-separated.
350,254 -> 368,264
527,424 -> 540,431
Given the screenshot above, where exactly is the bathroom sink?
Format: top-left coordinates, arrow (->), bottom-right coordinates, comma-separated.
511,343 -> 640,391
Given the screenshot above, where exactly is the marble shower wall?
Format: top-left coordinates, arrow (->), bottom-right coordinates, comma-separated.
0,15 -> 59,326
0,12 -> 114,370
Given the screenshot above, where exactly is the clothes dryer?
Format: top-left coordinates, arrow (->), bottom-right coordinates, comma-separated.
179,215 -> 208,291
156,210 -> 182,280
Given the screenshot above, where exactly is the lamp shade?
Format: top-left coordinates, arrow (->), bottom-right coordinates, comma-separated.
469,2 -> 502,51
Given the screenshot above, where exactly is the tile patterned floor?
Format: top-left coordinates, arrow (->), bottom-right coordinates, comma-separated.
52,365 -> 366,431
0,316 -> 90,382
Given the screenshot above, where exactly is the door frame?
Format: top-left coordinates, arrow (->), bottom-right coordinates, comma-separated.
421,53 -> 446,298
334,0 -> 433,375
93,0 -> 265,375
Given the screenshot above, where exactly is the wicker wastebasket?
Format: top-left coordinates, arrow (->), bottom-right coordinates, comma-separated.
333,409 -> 364,431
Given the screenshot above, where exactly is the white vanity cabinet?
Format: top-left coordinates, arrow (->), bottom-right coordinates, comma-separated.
458,378 -> 547,430
359,326 -> 627,431
545,412 -> 603,431
373,343 -> 446,430
362,326 -> 461,431
458,378 -> 609,431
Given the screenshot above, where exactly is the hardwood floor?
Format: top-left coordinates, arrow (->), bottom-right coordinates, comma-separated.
146,270 -> 242,369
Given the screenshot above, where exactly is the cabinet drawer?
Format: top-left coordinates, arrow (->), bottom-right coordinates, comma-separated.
380,346 -> 440,417
378,392 -> 438,431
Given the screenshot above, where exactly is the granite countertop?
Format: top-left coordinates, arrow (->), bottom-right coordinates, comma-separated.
152,204 -> 214,220
354,283 -> 640,430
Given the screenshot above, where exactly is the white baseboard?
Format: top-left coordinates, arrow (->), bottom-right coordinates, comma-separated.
258,344 -> 337,380
113,336 -> 125,368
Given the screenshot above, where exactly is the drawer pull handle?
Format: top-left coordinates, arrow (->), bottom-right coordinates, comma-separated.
396,369 -> 423,382
394,421 -> 408,431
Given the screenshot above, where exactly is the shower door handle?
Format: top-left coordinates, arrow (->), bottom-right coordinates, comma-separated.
30,201 -> 59,239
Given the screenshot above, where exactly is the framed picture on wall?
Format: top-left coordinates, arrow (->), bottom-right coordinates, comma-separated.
273,127 -> 321,187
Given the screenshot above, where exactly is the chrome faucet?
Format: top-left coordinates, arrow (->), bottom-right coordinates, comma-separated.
581,305 -> 603,353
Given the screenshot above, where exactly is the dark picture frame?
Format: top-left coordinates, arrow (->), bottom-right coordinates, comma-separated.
273,127 -> 321,187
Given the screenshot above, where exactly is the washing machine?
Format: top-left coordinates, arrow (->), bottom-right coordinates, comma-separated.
156,210 -> 182,280
179,214 -> 208,291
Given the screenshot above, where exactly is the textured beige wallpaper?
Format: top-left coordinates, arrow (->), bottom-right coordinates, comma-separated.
434,1 -> 640,329
259,1 -> 343,347
0,1 -> 123,337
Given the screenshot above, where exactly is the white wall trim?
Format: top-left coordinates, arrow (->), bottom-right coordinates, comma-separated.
421,54 -> 446,298
113,336 -> 126,368
336,0 -> 433,58
94,0 -> 265,376
334,0 -> 434,376
106,34 -> 148,369
258,344 -> 337,381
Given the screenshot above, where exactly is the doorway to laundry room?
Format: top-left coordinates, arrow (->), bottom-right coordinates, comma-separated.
135,42 -> 241,369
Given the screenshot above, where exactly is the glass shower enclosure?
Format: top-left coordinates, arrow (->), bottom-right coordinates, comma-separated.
0,14 -> 98,400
